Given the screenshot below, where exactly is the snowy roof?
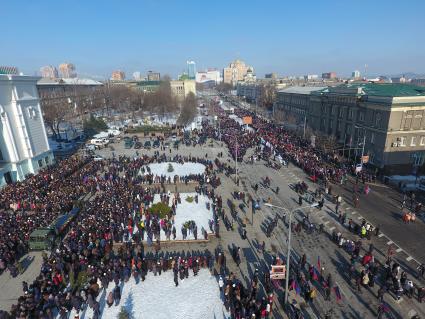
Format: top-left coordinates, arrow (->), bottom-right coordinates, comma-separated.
278,86 -> 327,94
37,77 -> 103,86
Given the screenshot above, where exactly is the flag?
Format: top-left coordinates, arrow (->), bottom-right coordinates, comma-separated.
312,267 -> 320,281
334,286 -> 342,302
317,256 -> 321,270
294,280 -> 301,295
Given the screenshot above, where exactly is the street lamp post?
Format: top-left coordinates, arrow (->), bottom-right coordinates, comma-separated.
265,202 -> 319,308
355,125 -> 367,169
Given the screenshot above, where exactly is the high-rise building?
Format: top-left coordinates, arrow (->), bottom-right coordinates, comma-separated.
187,61 -> 196,80
147,71 -> 160,81
322,72 -> 337,79
59,63 -> 76,78
0,74 -> 54,187
111,70 -> 126,81
40,65 -> 58,78
133,71 -> 142,81
352,70 -> 361,79
223,59 -> 253,85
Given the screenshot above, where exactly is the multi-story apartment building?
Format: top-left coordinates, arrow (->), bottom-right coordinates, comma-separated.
111,70 -> 126,81
0,74 -> 54,187
40,65 -> 59,78
223,59 -> 253,86
276,83 -> 425,174
59,63 -> 76,78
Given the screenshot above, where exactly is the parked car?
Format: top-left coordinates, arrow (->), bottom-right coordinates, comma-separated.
124,140 -> 134,149
153,140 -> 160,148
92,155 -> 104,161
134,141 -> 142,149
144,141 -> 151,149
164,142 -> 170,148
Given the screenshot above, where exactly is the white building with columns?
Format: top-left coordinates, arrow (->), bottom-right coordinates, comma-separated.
0,74 -> 54,187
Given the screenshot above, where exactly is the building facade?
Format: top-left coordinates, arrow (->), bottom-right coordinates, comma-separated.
111,70 -> 126,81
0,66 -> 19,75
276,83 -> 425,174
322,72 -> 337,79
40,65 -> 59,78
187,61 -> 196,80
223,59 -> 253,86
37,78 -> 104,121
0,75 -> 54,187
170,80 -> 196,100
352,70 -> 361,79
147,71 -> 160,81
196,69 -> 222,84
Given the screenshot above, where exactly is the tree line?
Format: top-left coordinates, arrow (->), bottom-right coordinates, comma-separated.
40,76 -> 194,140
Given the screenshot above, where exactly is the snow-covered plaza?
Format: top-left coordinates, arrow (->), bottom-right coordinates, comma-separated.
150,192 -> 212,240
65,269 -> 229,319
143,162 -> 206,178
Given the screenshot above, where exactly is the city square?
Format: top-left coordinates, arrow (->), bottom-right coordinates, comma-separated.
1,1 -> 425,319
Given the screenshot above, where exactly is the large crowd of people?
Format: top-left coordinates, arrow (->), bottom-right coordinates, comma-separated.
1,100 -> 424,318
0,149 -> 228,317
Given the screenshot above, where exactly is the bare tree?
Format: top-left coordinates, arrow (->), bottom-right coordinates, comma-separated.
258,83 -> 276,110
216,82 -> 233,94
177,92 -> 197,126
41,99 -> 71,140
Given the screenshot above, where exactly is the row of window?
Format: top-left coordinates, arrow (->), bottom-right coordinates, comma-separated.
396,136 -> 425,147
37,156 -> 50,168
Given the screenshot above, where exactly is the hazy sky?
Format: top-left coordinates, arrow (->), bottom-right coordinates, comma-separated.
1,0 -> 425,79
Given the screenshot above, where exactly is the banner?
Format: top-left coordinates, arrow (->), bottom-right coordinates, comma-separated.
243,116 -> 253,125
270,265 -> 286,279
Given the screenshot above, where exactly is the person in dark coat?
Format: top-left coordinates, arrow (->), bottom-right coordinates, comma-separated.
113,285 -> 121,305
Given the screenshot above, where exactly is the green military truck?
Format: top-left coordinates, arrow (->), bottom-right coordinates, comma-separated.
29,207 -> 80,250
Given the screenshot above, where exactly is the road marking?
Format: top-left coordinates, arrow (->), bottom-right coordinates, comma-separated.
329,226 -> 335,231
396,248 -> 403,253
378,233 -> 385,238
387,240 -> 393,245
406,256 -> 413,261
351,211 -> 356,215
324,221 -> 330,225
357,216 -> 363,220
346,207 -> 352,210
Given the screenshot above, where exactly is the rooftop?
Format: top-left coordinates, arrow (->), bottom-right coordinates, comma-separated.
318,83 -> 425,97
37,77 -> 103,86
279,86 -> 327,94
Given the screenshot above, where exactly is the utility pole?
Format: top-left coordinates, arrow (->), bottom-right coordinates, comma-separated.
360,133 -> 366,169
235,139 -> 238,185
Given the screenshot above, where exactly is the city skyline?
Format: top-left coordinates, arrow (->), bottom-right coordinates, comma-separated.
1,0 -> 425,79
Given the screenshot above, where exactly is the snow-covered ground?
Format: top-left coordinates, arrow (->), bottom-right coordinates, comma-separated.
149,193 -> 212,240
65,269 -> 229,319
143,162 -> 206,178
